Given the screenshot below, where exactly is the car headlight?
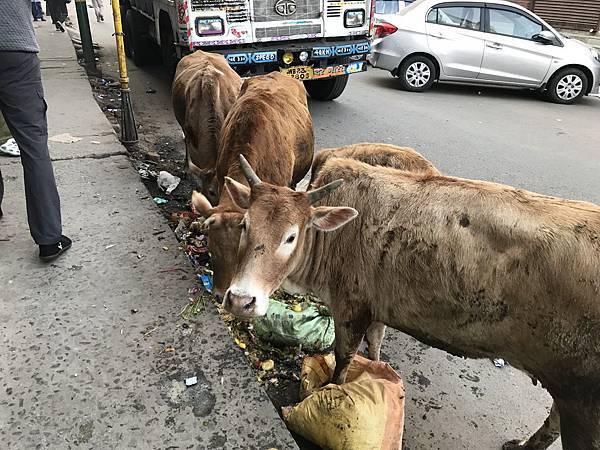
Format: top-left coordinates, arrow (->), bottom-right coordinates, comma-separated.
344,9 -> 365,28
591,47 -> 600,63
195,17 -> 224,36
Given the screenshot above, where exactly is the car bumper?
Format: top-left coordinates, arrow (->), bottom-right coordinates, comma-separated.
591,62 -> 600,95
368,46 -> 401,73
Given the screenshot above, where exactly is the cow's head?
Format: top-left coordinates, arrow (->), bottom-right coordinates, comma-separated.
191,191 -> 244,299
222,156 -> 358,318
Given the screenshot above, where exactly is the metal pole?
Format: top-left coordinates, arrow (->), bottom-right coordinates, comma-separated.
74,0 -> 96,72
111,0 -> 138,144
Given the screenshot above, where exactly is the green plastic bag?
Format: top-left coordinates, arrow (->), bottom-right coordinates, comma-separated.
252,299 -> 335,352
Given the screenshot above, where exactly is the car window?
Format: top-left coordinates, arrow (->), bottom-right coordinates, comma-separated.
431,6 -> 481,31
426,8 -> 437,23
488,8 -> 543,39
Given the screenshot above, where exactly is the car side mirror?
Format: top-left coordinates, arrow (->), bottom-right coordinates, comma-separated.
533,30 -> 555,44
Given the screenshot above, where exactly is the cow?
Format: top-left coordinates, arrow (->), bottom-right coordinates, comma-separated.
309,142 -> 440,187
303,142 -> 441,361
222,154 -> 600,450
191,71 -> 314,299
172,50 -> 242,204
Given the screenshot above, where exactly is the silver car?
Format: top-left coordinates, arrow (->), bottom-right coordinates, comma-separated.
368,0 -> 600,104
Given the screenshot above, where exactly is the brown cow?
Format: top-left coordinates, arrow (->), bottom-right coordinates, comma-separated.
303,142 -> 441,360
309,142 -> 440,187
192,71 -> 314,298
223,154 -> 600,450
172,50 -> 242,204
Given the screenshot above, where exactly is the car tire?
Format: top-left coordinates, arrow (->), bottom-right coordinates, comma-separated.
397,55 -> 436,92
546,68 -> 588,104
304,75 -> 349,101
126,9 -> 152,67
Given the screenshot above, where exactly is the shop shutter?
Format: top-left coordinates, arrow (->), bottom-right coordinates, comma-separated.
510,0 -> 534,11
533,0 -> 600,31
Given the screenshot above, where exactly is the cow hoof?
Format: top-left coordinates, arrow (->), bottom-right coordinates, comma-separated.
502,439 -> 528,450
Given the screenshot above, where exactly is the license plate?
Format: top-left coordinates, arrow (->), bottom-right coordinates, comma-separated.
280,66 -> 314,81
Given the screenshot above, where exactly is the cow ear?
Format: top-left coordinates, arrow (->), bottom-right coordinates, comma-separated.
191,191 -> 214,217
310,206 -> 358,232
224,177 -> 251,209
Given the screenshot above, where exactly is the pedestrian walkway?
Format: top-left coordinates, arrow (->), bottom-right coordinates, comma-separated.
0,20 -> 298,449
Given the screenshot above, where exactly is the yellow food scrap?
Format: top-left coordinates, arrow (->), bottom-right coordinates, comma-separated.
234,338 -> 247,349
261,359 -> 275,371
292,304 -> 302,313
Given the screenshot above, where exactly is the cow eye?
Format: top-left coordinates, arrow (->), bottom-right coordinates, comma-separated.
285,234 -> 296,244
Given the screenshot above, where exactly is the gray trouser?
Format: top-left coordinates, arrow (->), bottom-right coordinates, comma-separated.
0,51 -> 62,245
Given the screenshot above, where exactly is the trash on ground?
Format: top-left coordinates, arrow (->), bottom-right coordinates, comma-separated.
157,170 -> 181,194
174,219 -> 189,241
105,244 -> 115,250
153,197 -> 168,205
180,295 -> 206,320
252,299 -> 335,352
197,273 -> 213,292
131,308 -> 138,314
146,88 -> 157,94
185,376 -> 198,387
261,359 -> 275,371
0,138 -> 20,157
90,140 -> 101,145
493,358 -> 506,368
137,162 -> 157,180
235,338 -> 247,349
284,354 -> 405,450
49,133 -> 82,144
164,345 -> 175,353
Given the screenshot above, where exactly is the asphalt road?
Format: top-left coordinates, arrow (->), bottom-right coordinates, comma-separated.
85,13 -> 600,449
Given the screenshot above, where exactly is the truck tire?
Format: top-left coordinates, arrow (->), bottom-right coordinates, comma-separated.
160,21 -> 177,75
126,9 -> 152,67
304,75 -> 349,101
122,7 -> 133,58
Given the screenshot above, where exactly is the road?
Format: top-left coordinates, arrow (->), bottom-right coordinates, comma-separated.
83,11 -> 600,449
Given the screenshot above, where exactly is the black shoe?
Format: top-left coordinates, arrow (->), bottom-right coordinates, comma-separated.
39,235 -> 72,261
41,17 -> 46,21
0,207 -> 3,220
55,22 -> 65,32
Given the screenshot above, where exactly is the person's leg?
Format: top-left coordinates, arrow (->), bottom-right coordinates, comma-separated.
0,52 -> 62,246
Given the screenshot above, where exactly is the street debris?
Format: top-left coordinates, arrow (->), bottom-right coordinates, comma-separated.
146,88 -> 157,94
164,345 -> 176,353
0,138 -> 20,157
137,162 -> 157,180
493,358 -> 506,368
157,170 -> 181,194
105,244 -> 115,250
284,354 -> 405,450
49,133 -> 82,144
131,308 -> 139,314
261,359 -> 275,371
153,197 -> 168,205
197,273 -> 213,292
185,376 -> 198,387
253,299 -> 335,352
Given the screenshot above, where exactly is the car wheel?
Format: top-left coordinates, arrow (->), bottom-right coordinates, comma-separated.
398,56 -> 436,92
304,75 -> 349,101
546,68 -> 588,104
160,23 -> 178,75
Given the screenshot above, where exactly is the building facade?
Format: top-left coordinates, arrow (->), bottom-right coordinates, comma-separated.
512,0 -> 600,32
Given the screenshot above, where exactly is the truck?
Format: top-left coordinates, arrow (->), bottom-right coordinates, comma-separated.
120,0 -> 374,100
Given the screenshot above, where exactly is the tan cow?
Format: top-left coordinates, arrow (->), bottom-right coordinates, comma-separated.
223,154 -> 600,450
172,50 -> 242,204
304,143 -> 441,361
310,142 -> 440,186
192,71 -> 314,298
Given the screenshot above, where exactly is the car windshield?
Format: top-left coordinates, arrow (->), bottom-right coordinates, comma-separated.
398,0 -> 428,15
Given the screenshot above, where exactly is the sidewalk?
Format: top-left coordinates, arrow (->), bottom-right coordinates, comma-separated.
0,20 -> 298,449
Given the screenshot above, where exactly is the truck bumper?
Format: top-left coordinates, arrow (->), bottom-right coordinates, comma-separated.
194,39 -> 371,79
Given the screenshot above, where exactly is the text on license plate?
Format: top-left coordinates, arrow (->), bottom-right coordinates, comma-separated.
280,66 -> 314,80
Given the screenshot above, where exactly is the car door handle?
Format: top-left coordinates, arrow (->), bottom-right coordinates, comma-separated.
486,42 -> 503,49
431,31 -> 445,39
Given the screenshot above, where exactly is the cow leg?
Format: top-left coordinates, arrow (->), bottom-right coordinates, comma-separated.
503,402 -> 560,450
331,316 -> 368,385
365,321 -> 386,361
556,397 -> 600,450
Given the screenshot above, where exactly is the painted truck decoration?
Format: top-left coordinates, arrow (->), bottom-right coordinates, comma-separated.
121,0 -> 374,99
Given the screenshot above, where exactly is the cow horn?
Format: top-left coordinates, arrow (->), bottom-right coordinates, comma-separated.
307,179 -> 344,205
238,154 -> 261,186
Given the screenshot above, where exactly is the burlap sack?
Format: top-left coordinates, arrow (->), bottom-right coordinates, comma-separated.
283,354 -> 405,450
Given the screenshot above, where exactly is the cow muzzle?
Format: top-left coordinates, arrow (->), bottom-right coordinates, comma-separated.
223,289 -> 260,318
